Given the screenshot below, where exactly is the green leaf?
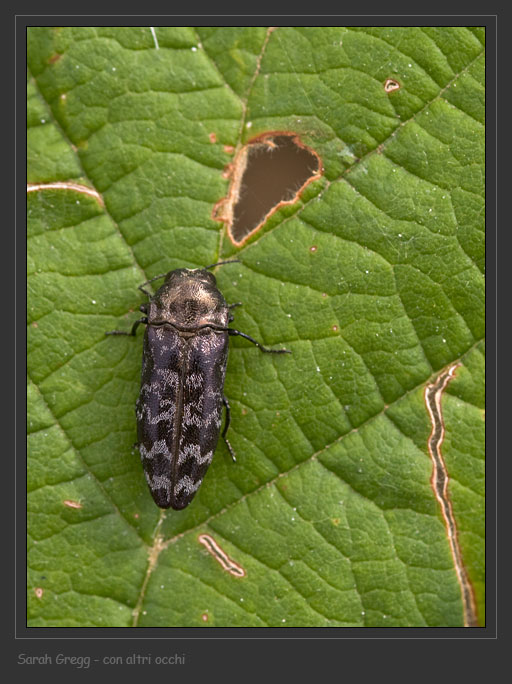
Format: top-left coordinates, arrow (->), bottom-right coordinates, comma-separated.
27,26 -> 484,627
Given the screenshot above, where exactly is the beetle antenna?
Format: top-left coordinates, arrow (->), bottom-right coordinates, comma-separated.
204,259 -> 240,270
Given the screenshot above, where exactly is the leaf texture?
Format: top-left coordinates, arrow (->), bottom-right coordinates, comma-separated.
27,26 -> 485,627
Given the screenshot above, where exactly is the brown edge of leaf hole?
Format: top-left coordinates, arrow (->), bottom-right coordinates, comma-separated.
384,78 -> 401,93
212,131 -> 324,248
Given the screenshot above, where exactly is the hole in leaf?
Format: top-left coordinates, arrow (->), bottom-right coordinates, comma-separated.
384,78 -> 401,93
214,133 -> 322,246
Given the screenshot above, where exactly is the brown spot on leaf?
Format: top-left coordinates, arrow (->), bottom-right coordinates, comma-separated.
220,163 -> 233,180
384,78 -> 401,93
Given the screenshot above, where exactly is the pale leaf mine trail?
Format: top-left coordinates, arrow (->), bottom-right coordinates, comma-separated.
27,181 -> 104,206
425,364 -> 479,627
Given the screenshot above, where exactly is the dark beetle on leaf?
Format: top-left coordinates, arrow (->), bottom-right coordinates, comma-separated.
107,261 -> 290,510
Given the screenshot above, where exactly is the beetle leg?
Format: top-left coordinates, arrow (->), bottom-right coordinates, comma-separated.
106,317 -> 148,337
228,329 -> 291,354
222,395 -> 236,462
228,302 -> 242,323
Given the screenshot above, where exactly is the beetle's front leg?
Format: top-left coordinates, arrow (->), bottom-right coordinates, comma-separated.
227,302 -> 242,323
228,329 -> 291,354
106,317 -> 148,337
137,273 -> 168,297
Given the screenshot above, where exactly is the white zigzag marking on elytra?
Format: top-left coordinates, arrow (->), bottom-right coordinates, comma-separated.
177,443 -> 214,466
139,440 -> 172,461
174,475 -> 202,496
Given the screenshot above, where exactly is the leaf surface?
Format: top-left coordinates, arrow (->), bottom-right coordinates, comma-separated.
27,26 -> 485,627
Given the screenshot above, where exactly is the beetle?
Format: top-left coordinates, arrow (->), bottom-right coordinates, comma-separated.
107,260 -> 290,510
